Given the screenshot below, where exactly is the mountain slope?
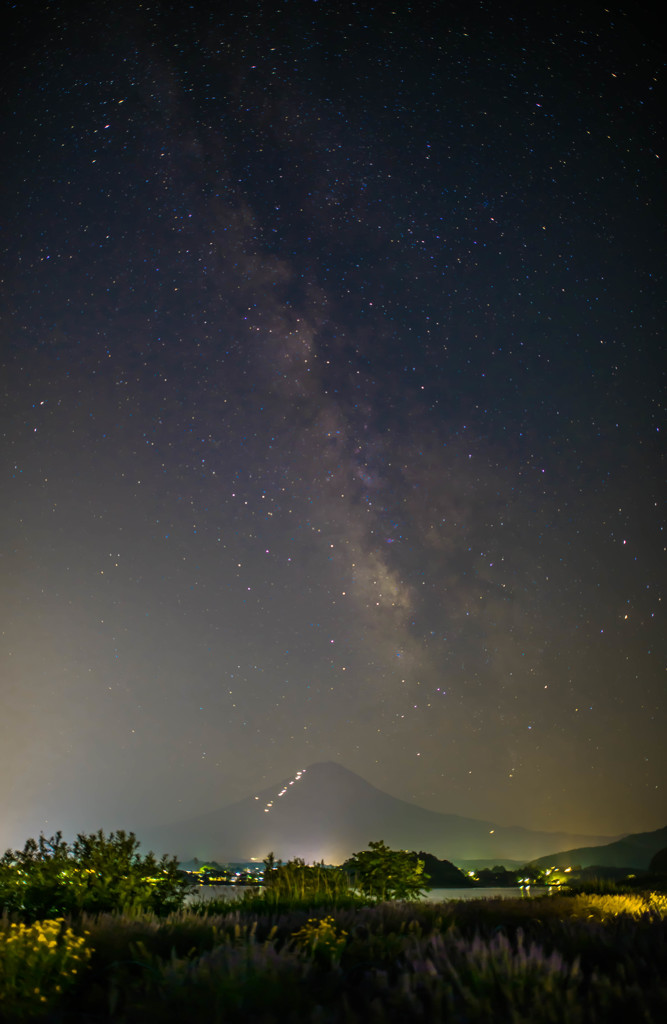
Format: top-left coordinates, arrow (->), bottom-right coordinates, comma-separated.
533,825 -> 667,870
143,762 -> 618,864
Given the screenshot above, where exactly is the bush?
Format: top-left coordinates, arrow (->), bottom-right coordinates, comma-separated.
0,830 -> 192,921
290,914 -> 348,965
345,840 -> 430,901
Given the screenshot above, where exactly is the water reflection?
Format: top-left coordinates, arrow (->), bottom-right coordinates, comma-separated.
187,884 -> 550,906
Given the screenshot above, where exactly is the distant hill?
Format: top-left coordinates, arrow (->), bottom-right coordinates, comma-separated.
144,761 -> 618,864
532,825 -> 667,870
454,858 -> 527,871
415,852 -> 474,887
178,857 -> 226,873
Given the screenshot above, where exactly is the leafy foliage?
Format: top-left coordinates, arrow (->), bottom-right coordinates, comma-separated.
475,863 -> 547,886
415,851 -> 474,887
0,830 -> 191,921
2,829 -> 666,1021
345,839 -> 430,901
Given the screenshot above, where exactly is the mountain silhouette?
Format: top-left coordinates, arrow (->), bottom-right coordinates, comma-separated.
532,825 -> 667,870
144,762 -> 618,864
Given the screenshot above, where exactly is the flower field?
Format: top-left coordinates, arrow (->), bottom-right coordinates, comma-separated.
1,891 -> 666,1021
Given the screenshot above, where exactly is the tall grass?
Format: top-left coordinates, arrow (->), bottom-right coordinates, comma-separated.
262,858 -> 353,902
0,893 -> 665,1021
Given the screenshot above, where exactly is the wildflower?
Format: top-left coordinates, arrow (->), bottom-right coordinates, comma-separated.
0,918 -> 92,1014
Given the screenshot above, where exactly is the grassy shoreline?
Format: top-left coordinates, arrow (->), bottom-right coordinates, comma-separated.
2,890 -> 666,1022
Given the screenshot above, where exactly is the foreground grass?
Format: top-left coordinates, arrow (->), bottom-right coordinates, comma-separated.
1,892 -> 666,1022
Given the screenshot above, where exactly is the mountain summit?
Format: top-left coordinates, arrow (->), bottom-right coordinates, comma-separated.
144,762 -> 618,864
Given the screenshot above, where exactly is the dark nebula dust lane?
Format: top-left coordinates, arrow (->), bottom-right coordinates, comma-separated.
0,1 -> 663,849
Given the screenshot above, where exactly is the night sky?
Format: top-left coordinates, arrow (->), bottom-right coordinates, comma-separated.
1,1 -> 664,852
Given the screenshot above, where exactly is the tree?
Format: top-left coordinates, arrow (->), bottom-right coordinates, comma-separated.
649,847 -> 667,875
345,840 -> 430,901
517,863 -> 547,885
416,852 -> 474,887
0,830 -> 192,920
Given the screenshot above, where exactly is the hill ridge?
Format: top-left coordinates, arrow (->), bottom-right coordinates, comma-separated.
533,824 -> 667,871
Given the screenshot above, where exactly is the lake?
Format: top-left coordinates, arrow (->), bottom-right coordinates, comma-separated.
186,884 -> 549,905
423,885 -> 549,902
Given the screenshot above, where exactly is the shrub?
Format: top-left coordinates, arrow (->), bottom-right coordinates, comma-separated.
291,914 -> 348,965
345,840 -> 430,902
0,830 -> 192,920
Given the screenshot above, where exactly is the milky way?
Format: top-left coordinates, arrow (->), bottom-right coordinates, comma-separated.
1,1 -> 663,848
